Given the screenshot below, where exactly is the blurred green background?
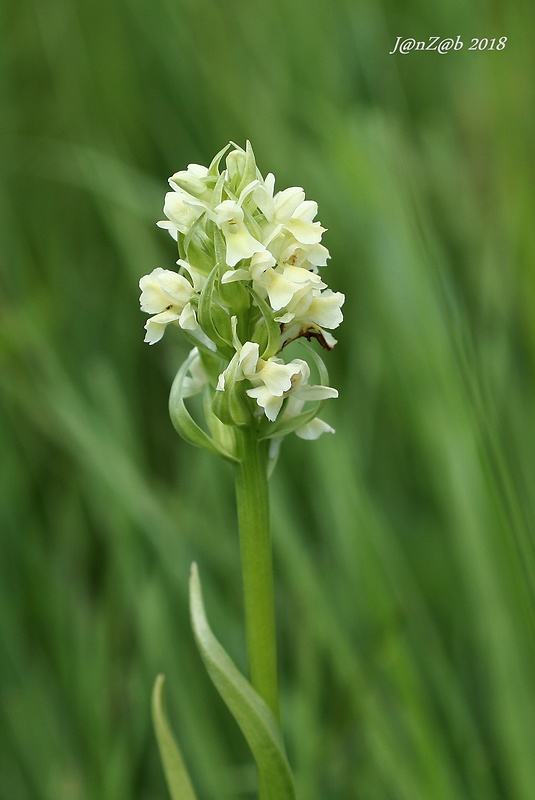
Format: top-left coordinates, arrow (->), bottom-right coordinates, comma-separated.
2,1 -> 535,798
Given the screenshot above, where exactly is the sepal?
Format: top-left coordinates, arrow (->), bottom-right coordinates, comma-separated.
247,286 -> 282,360
197,264 -> 233,352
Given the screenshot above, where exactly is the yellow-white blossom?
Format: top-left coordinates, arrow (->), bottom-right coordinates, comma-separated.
213,200 -> 265,267
139,262 -> 204,344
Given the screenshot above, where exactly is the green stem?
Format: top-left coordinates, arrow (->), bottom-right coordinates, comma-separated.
234,425 -> 280,725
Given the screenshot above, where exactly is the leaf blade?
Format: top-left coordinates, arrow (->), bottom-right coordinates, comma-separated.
189,564 -> 297,800
152,675 -> 198,800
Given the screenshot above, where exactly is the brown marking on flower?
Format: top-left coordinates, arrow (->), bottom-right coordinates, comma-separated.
278,323 -> 335,352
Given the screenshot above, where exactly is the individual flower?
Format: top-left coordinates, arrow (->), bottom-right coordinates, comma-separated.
213,199 -> 265,267
216,342 -> 337,422
266,229 -> 330,271
254,173 -> 326,245
254,174 -> 305,225
168,163 -> 212,200
275,286 -> 345,329
139,263 -> 202,344
157,190 -> 205,240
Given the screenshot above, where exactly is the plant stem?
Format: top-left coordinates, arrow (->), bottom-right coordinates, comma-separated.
234,425 -> 280,724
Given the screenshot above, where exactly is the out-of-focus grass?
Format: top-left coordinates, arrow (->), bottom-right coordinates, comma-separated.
1,0 -> 535,798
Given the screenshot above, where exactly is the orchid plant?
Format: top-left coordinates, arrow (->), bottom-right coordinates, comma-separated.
140,142 -> 344,800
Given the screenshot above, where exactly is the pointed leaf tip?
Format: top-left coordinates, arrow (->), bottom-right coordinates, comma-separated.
152,674 -> 198,800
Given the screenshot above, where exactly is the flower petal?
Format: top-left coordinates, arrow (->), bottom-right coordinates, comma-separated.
139,268 -> 170,313
254,359 -> 301,395
295,418 -> 335,439
246,386 -> 285,421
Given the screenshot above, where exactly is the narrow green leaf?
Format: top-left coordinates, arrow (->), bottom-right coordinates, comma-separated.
207,142 -> 230,177
260,403 -> 323,441
169,351 -> 238,462
211,355 -> 252,428
247,286 -> 282,360
197,263 -> 233,350
183,212 -> 211,264
189,564 -> 297,800
202,387 -> 237,453
151,675 -> 198,800
237,139 -> 259,195
210,171 -> 227,210
300,341 -> 330,386
213,227 -> 227,269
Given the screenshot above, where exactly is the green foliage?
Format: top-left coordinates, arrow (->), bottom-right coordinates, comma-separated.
1,0 -> 535,799
152,676 -> 198,800
190,565 -> 295,800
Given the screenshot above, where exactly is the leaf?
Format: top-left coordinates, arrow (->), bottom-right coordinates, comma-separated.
207,142 -> 231,177
169,351 -> 238,462
210,354 -> 252,428
189,564 -> 297,800
260,402 -> 323,441
197,263 -> 233,350
247,286 -> 282,360
152,675 -> 198,800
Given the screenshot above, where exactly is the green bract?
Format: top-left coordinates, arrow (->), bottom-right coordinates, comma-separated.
140,141 -> 344,455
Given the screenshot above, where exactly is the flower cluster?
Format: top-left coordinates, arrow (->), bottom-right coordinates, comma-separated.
139,142 -> 344,451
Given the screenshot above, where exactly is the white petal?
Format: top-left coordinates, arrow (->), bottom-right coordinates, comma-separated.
246,386 -> 284,421
182,348 -> 209,397
169,164 -> 209,196
157,270 -> 195,307
221,268 -> 251,284
178,303 -> 198,330
306,291 -> 345,329
176,260 -> 207,292
238,342 -> 260,378
237,179 -> 261,206
274,311 -> 295,324
302,242 -> 330,267
293,384 -> 339,401
226,149 -> 247,180
225,228 -> 265,267
143,309 -> 180,344
156,220 -> 178,241
262,271 -> 302,311
292,200 -> 319,223
254,359 -> 301,395
250,250 -> 276,278
162,191 -> 203,233
144,322 -> 166,345
254,173 -> 276,218
273,187 -> 305,222
213,199 -> 243,226
139,268 -> 168,313
285,218 -> 325,245
281,265 -> 326,288
295,418 -> 335,440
